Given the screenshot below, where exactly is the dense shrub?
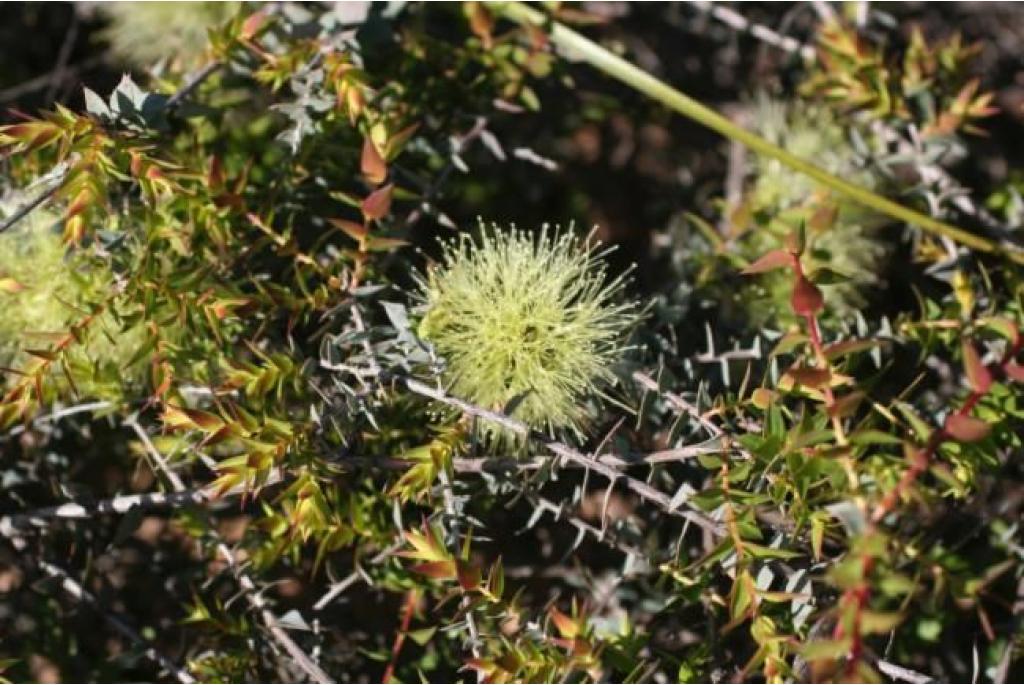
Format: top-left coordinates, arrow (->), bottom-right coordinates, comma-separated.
1,3 -> 1023,683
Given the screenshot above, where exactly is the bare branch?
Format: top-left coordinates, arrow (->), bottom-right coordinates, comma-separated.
313,539 -> 405,612
402,376 -> 724,536
217,543 -> 336,684
130,426 -> 335,684
689,1 -> 816,60
876,660 -> 934,684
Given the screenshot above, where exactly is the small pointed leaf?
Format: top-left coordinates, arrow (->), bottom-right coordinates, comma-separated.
741,249 -> 791,275
944,414 -> 990,442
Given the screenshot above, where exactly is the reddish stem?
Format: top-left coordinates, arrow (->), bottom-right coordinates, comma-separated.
790,249 -> 1023,676
382,589 -> 418,683
835,334 -> 1021,677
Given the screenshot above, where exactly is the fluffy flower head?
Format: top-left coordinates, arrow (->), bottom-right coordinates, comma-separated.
98,2 -> 239,69
417,223 -> 638,440
740,98 -> 891,322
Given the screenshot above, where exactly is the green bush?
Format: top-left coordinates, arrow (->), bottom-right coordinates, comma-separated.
0,3 -> 1022,684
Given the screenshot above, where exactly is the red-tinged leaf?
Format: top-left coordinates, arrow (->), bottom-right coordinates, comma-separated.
0,278 -> 25,294
150,362 -> 173,402
828,391 -> 865,418
808,203 -> 838,233
402,524 -> 449,562
161,405 -> 224,433
213,192 -> 244,211
1005,362 -> 1024,382
129,151 -> 143,177
24,349 -> 56,361
549,607 -> 578,638
962,339 -> 992,393
944,414 -> 990,442
410,560 -> 456,580
791,274 -> 824,316
187,408 -> 225,433
750,387 -> 774,409
383,122 -> 420,160
784,365 -> 832,388
1,121 -> 62,151
240,11 -> 268,40
485,557 -> 504,599
63,215 -> 85,244
361,183 -> 393,221
824,338 -> 886,360
784,225 -> 806,255
360,137 -> 388,185
800,638 -> 853,662
466,2 -> 495,49
0,123 -> 34,140
455,560 -> 481,591
979,317 -> 1019,347
328,218 -> 368,243
207,155 -> 225,190
345,87 -> 364,123
463,659 -> 491,675
741,249 -> 792,275
65,188 -> 91,218
161,406 -> 197,431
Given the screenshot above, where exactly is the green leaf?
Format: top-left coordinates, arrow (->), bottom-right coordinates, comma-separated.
849,429 -> 903,446
895,402 -> 934,442
860,610 -> 903,634
799,638 -> 851,661
743,543 -> 802,560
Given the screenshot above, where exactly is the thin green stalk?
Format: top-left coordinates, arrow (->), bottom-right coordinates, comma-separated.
496,1 -> 1024,265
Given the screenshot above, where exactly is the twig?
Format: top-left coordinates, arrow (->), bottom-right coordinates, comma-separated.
689,1 -> 816,60
39,561 -> 196,683
0,443 -> 722,538
0,485 -> 225,538
165,60 -> 223,110
382,590 -> 418,683
217,543 -> 336,684
126,415 -> 187,491
876,659 -> 934,684
130,426 -> 334,684
437,467 -> 482,668
402,376 -> 724,536
451,440 -> 723,473
313,539 -> 405,611
0,56 -> 104,104
404,116 -> 490,229
5,399 -> 112,437
45,13 -> 79,103
530,495 -> 649,561
0,183 -> 61,234
632,371 -> 756,465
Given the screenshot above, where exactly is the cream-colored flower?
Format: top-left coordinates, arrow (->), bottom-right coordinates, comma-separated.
417,223 -> 639,443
